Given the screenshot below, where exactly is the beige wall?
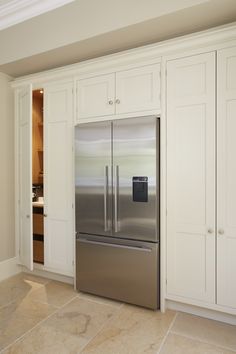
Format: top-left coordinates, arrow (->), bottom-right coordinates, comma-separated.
0,73 -> 15,262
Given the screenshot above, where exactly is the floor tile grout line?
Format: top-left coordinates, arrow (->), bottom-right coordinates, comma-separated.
78,303 -> 125,353
0,293 -> 79,354
169,330 -> 236,353
156,311 -> 179,354
77,293 -> 123,309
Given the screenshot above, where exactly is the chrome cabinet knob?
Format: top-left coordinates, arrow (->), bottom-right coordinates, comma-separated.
207,228 -> 214,234
44,214 -> 47,217
108,100 -> 113,105
218,229 -> 224,235
115,99 -> 120,104
26,214 -> 30,218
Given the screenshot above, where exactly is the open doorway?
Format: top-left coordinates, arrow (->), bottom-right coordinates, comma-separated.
32,89 -> 44,264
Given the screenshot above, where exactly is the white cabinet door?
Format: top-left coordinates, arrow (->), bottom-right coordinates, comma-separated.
217,47 -> 236,309
115,64 -> 160,114
44,82 -> 74,276
166,53 -> 216,303
17,85 -> 33,270
77,74 -> 115,120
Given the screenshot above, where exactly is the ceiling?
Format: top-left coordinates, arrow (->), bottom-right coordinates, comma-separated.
0,0 -> 75,30
0,0 -> 236,77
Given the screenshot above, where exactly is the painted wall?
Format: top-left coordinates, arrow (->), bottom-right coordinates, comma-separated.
0,73 -> 15,262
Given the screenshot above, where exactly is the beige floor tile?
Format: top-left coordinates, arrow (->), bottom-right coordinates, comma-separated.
0,273 -> 49,309
3,296 -> 119,354
171,313 -> 236,351
78,291 -> 122,308
3,324 -> 88,354
160,333 -> 236,354
0,297 -> 56,351
27,280 -> 77,307
81,305 -> 176,354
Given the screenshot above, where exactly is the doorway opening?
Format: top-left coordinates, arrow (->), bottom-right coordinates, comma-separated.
32,89 -> 44,264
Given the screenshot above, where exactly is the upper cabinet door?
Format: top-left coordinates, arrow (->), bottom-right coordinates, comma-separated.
77,74 -> 115,120
17,85 -> 33,270
217,47 -> 236,309
115,64 -> 161,115
44,82 -> 74,276
166,52 -> 216,303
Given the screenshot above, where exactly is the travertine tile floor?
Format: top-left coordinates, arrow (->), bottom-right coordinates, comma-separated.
0,273 -> 235,354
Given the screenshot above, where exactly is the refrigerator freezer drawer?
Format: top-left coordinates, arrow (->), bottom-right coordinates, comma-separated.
76,235 -> 159,309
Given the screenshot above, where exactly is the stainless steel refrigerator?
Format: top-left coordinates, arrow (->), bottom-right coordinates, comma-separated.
75,116 -> 160,309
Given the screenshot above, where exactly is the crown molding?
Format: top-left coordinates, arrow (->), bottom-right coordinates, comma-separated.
0,0 -> 75,30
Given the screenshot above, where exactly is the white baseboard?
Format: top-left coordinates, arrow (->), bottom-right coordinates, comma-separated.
166,300 -> 236,326
0,257 -> 21,282
21,265 -> 74,285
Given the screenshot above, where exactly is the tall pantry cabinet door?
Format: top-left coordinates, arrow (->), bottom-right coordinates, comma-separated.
166,52 -> 216,303
44,82 -> 74,276
217,47 -> 236,309
16,85 -> 33,270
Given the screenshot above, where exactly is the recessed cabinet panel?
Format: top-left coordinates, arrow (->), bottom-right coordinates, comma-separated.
44,82 -> 74,276
115,64 -> 161,114
77,74 -> 115,119
217,47 -> 236,309
166,52 -> 216,303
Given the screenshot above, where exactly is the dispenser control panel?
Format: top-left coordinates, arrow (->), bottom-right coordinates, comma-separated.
132,176 -> 148,202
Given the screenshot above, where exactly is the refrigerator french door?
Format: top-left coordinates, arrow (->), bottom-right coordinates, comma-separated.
75,116 -> 160,309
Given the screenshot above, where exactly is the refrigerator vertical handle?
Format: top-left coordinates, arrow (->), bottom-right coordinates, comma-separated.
104,166 -> 109,231
114,165 -> 119,232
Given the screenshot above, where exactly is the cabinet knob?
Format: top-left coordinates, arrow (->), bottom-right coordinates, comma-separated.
108,100 -> 113,105
44,214 -> 47,217
115,99 -> 120,104
26,214 -> 30,219
218,229 -> 224,235
207,228 -> 214,234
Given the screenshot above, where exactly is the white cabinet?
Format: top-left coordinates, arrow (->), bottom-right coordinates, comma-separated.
166,52 -> 216,303
16,81 -> 74,277
76,63 -> 160,122
115,64 -> 160,114
77,74 -> 115,119
44,82 -> 74,276
217,47 -> 236,309
16,85 -> 33,271
166,48 -> 236,311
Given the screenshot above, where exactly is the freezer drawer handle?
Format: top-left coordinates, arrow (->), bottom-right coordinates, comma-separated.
114,165 -> 119,232
104,166 -> 109,232
79,238 -> 152,252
